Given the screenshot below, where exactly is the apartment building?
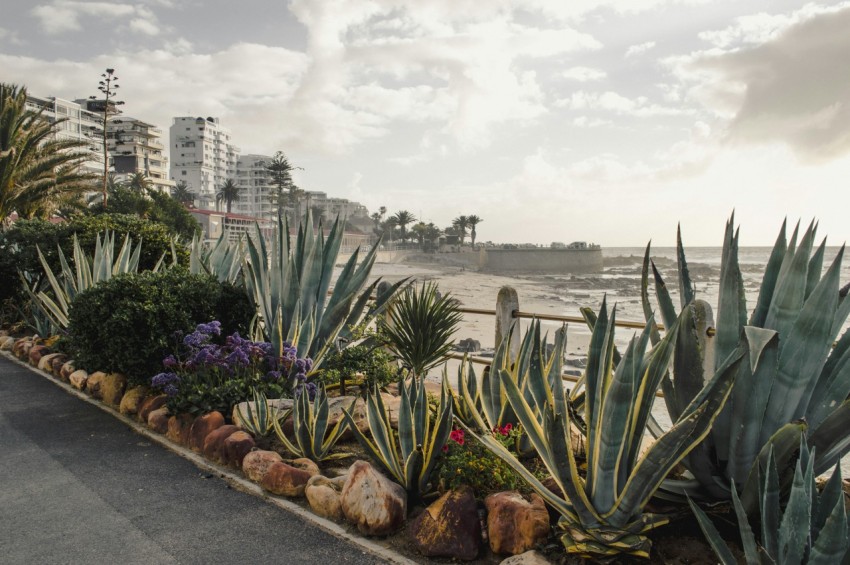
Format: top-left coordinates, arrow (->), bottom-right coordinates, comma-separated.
234,154 -> 275,219
25,94 -> 104,176
169,116 -> 240,209
106,117 -> 174,194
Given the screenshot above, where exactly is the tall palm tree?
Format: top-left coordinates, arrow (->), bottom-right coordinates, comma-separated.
392,210 -> 416,243
452,215 -> 469,246
1,83 -> 95,223
466,215 -> 483,249
127,171 -> 151,192
411,221 -> 428,249
215,179 -> 241,213
263,151 -> 302,220
171,180 -> 194,205
383,217 -> 398,243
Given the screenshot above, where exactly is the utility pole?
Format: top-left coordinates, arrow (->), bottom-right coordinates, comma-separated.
94,68 -> 124,209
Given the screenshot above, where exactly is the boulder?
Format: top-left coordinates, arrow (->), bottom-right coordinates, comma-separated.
341,460 -> 407,536
260,460 -> 317,497
69,370 -> 89,390
499,550 -> 553,565
118,387 -> 149,416
485,492 -> 549,555
242,450 -> 284,483
456,338 -> 482,353
305,474 -> 348,521
0,335 -> 14,350
188,412 -> 225,452
12,338 -> 33,359
100,373 -> 128,407
50,354 -> 69,376
202,424 -> 240,463
408,485 -> 481,560
28,344 -> 49,366
59,360 -> 76,381
38,353 -> 63,373
147,407 -> 170,434
166,414 -> 194,445
137,395 -> 168,423
86,371 -> 108,399
222,431 -> 255,468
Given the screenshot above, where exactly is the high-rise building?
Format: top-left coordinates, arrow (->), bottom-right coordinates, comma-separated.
169,116 -> 240,209
107,117 -> 174,194
25,94 -> 104,176
234,154 -> 274,219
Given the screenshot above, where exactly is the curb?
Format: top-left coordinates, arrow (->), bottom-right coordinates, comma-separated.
2,350 -> 419,565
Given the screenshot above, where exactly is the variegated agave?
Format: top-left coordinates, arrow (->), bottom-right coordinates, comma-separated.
272,384 -> 353,463
689,439 -> 849,564
643,216 -> 850,507
464,299 -> 758,559
188,231 -> 244,285
342,376 -> 453,501
235,388 -> 281,438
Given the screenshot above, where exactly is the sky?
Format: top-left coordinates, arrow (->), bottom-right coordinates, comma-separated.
2,0 -> 849,246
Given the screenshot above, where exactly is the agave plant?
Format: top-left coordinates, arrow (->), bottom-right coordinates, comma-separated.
235,388 -> 282,438
689,440 -> 849,564
643,216 -> 850,506
23,231 -> 147,332
243,213 -> 406,389
272,384 -> 354,463
381,281 -> 462,378
189,231 -> 244,285
342,376 -> 453,501
463,298 -> 762,558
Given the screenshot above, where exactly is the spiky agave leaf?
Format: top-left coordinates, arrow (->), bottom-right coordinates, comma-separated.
273,384 -> 353,462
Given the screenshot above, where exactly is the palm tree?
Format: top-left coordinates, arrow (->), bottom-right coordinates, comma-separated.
383,217 -> 398,243
1,83 -> 95,223
466,215 -> 483,249
452,215 -> 469,246
171,180 -> 194,205
215,179 -> 241,213
391,210 -> 416,243
310,205 -> 326,225
263,151 -> 302,221
411,221 -> 428,249
127,171 -> 151,192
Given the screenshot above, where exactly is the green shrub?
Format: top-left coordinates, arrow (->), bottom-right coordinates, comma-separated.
318,344 -> 397,389
65,268 -> 253,385
437,425 -> 527,497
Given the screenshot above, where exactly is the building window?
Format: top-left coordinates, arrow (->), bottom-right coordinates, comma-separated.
182,171 -> 187,175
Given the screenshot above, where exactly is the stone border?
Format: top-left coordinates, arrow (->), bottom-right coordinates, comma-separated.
1,350 -> 419,565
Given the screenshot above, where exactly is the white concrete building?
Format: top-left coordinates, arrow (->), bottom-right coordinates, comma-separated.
169,116 -> 239,209
25,94 -> 104,176
234,154 -> 274,219
107,117 -> 174,194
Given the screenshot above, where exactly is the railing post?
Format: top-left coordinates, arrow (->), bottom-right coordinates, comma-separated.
495,286 -> 520,358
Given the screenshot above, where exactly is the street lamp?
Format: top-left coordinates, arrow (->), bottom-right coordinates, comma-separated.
95,68 -> 124,208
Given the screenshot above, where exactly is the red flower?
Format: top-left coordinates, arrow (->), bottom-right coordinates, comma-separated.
449,428 -> 465,445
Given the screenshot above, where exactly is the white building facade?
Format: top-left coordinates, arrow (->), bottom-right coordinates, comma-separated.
107,117 -> 174,193
25,95 -> 104,176
169,116 -> 239,209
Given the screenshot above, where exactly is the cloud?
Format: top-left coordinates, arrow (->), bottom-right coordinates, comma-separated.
31,0 -> 163,35
673,4 -> 850,161
561,66 -> 607,82
625,40 -> 655,57
572,116 -> 612,128
559,90 -> 690,117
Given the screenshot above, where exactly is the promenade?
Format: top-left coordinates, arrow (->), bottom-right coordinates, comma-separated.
0,356 -> 387,565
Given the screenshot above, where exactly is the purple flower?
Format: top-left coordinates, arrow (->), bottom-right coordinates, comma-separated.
196,321 -> 222,336
163,384 -> 179,396
162,355 -> 178,368
265,370 -> 282,382
151,372 -> 180,389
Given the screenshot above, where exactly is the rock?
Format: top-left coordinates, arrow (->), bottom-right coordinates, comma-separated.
166,414 -> 194,445
50,354 -> 69,376
499,550 -> 553,565
188,412 -> 225,452
485,492 -> 549,555
242,450 -> 284,483
137,395 -> 167,423
202,425 -> 240,463
305,474 -> 348,521
38,352 -> 62,373
261,461 -> 315,497
12,337 -> 33,359
69,369 -> 89,390
59,360 -> 76,381
86,371 -> 108,399
119,386 -> 149,416
232,398 -> 292,428
456,338 -> 482,353
341,460 -> 407,536
147,407 -> 170,434
222,431 -> 255,468
408,485 -> 481,560
0,336 -> 15,351
100,373 -> 128,407
28,344 -> 49,366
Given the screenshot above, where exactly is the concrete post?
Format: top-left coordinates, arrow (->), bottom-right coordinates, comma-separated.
495,286 -> 520,358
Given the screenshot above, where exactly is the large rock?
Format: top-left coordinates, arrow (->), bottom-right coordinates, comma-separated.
242,450 -> 284,483
59,360 -> 76,381
260,460 -> 318,497
222,431 -> 255,468
49,354 -> 69,376
202,425 -> 240,463
499,550 -> 553,565
119,387 -> 149,416
100,373 -> 128,407
147,407 -> 170,434
341,460 -> 407,536
305,474 -> 348,521
188,412 -> 225,452
12,337 -> 33,359
485,492 -> 549,555
28,344 -> 50,366
166,414 -> 194,445
85,371 -> 108,399
0,335 -> 14,350
69,370 -> 89,390
38,352 -> 63,373
408,485 -> 481,560
137,395 -> 167,423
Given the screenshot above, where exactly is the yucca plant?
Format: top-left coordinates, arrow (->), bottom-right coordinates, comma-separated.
689,440 -> 849,564
23,231 -> 148,331
235,388 -> 282,438
243,212 -> 406,389
381,281 -> 462,378
342,376 -> 453,501
464,298 -> 760,559
643,216 -> 850,506
189,231 -> 244,285
272,384 -> 354,463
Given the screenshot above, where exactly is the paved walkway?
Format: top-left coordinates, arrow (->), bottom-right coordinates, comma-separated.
0,356 -> 387,564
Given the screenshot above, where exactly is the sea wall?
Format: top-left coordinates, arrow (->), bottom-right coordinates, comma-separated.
479,248 -> 603,273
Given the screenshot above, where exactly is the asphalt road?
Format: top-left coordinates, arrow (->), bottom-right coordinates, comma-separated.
0,356 -> 386,565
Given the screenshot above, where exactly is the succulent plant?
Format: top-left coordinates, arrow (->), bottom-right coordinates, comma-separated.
273,384 -> 354,463
188,231 -> 244,285
235,388 -> 282,438
342,376 -> 453,501
643,216 -> 850,507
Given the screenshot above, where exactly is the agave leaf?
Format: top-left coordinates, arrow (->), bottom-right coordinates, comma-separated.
764,220 -> 813,338
809,399 -> 850,475
651,261 -> 679,331
742,421 -> 807,515
777,455 -> 812,565
806,237 -> 827,300
676,225 -> 695,309
640,242 -> 662,346
750,219 -> 788,327
585,297 -> 616,498
809,470 -> 850,564
730,484 -> 760,564
687,498 -> 739,565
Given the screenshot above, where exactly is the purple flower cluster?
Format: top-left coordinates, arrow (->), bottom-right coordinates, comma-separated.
151,371 -> 180,396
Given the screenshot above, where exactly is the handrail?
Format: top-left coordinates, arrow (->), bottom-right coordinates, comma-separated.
452,305 -> 663,331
